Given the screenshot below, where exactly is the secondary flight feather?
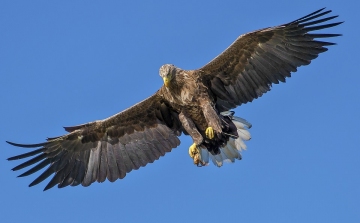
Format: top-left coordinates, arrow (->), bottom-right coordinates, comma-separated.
7,8 -> 342,190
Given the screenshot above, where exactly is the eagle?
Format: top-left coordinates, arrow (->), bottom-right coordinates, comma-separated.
7,8 -> 342,190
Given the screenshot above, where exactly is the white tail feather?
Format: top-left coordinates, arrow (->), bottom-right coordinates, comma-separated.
222,145 -> 236,162
235,137 -> 247,150
225,140 -> 241,158
220,149 -> 233,163
234,121 -> 246,129
199,113 -> 251,167
232,116 -> 252,128
200,148 -> 209,164
238,129 -> 251,141
210,153 -> 223,167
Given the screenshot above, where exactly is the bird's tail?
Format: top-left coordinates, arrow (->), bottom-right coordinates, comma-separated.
199,112 -> 252,167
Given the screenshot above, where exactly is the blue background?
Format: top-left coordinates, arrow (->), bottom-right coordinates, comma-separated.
1,1 -> 358,222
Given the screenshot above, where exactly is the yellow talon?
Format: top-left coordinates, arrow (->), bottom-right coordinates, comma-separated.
188,143 -> 206,166
205,127 -> 214,139
189,143 -> 198,158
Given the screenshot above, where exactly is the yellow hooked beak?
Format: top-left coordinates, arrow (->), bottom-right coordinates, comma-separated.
163,77 -> 170,87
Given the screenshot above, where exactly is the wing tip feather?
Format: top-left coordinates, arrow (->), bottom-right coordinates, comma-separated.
6,140 -> 46,148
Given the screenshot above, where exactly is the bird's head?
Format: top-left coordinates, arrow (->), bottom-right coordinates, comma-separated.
159,64 -> 177,88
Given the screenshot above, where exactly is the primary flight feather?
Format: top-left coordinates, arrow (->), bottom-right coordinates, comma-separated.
7,8 -> 342,190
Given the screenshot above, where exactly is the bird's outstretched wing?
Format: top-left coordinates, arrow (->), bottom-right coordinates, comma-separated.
197,8 -> 342,111
7,93 -> 182,190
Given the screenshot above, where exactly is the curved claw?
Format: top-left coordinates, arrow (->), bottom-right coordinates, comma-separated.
188,143 -> 206,166
188,143 -> 198,158
194,153 -> 204,167
205,127 -> 214,139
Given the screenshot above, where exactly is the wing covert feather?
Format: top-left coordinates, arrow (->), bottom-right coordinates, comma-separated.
198,8 -> 342,111
7,93 -> 182,190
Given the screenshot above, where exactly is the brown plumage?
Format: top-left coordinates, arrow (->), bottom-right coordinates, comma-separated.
7,8 -> 342,190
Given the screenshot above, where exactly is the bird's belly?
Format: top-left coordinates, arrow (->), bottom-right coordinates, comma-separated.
184,106 -> 208,132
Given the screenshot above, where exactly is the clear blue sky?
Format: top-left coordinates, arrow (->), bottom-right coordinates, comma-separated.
1,1 -> 358,223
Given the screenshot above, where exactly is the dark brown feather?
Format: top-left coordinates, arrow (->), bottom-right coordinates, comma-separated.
7,8 -> 342,190
198,8 -> 342,110
7,93 -> 182,190
106,143 -> 120,182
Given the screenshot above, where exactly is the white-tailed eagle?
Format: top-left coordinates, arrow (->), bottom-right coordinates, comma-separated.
7,8 -> 342,190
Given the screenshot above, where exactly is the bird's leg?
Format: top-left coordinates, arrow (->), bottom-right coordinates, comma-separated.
179,111 -> 204,164
188,143 -> 198,158
179,111 -> 203,145
188,143 -> 206,166
200,101 -> 222,139
205,127 -> 214,139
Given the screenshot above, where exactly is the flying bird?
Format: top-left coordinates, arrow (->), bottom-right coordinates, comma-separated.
7,8 -> 342,190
